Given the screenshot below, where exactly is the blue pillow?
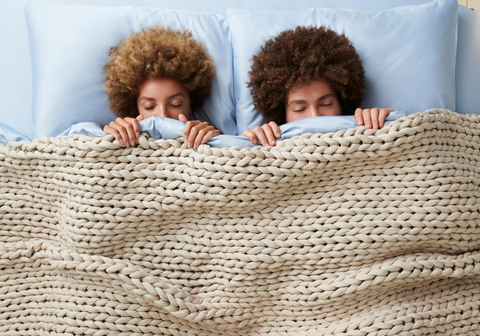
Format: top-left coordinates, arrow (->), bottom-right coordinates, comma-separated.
3,0 -> 478,141
25,1 -> 236,138
456,6 -> 480,114
1,0 -> 434,140
227,0 -> 458,134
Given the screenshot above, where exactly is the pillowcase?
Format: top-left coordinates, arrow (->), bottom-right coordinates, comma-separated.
1,0 -> 433,140
227,0 -> 458,134
25,1 -> 236,138
456,6 -> 480,114
3,0 -> 479,141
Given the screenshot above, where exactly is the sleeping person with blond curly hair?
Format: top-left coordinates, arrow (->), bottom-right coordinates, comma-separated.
103,26 -> 220,149
242,26 -> 393,146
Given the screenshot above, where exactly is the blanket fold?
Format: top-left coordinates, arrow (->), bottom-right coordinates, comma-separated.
1,109 -> 480,335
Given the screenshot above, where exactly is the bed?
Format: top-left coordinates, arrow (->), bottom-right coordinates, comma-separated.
1,0 -> 480,335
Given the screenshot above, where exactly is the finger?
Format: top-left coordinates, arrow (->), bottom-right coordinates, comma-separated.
261,124 -> 277,146
370,108 -> 379,129
184,120 -> 201,139
242,129 -> 258,145
188,123 -> 208,148
115,118 -> 137,146
194,128 -> 207,149
107,121 -> 131,146
103,125 -> 123,145
183,120 -> 192,139
355,108 -> 364,126
201,129 -> 221,144
253,126 -> 269,147
362,109 -> 372,129
136,114 -> 145,122
269,121 -> 281,139
126,117 -> 141,138
113,124 -> 130,146
378,108 -> 392,128
178,114 -> 189,124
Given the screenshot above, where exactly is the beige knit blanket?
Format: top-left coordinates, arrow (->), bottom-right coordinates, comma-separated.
1,109 -> 480,336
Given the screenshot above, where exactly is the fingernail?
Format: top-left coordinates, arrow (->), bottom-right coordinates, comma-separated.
366,123 -> 371,128
119,140 -> 124,145
276,133 -> 280,138
188,143 -> 192,147
136,132 -> 140,137
270,141 -> 275,145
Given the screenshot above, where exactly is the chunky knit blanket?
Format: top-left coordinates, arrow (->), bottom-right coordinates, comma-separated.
1,109 -> 480,336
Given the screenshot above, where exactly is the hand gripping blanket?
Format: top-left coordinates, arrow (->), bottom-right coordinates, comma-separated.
1,109 -> 480,336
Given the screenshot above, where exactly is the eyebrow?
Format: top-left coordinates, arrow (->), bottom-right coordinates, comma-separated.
139,92 -> 185,102
166,92 -> 185,100
289,93 -> 335,105
139,97 -> 156,102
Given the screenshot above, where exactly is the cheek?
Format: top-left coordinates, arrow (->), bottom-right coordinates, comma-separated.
285,109 -> 304,123
285,109 -> 300,123
332,98 -> 342,116
138,110 -> 149,119
137,101 -> 151,118
170,104 -> 191,120
324,105 -> 342,116
183,99 -> 192,118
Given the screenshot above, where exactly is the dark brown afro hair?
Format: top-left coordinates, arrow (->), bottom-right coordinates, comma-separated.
248,26 -> 365,125
104,27 -> 215,118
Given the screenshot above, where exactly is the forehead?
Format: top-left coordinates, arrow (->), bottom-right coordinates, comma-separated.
287,79 -> 335,100
138,77 -> 188,98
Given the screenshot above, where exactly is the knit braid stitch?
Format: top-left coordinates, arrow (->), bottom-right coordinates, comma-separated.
1,109 -> 480,335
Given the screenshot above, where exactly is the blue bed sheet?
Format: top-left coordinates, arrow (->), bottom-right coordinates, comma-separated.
1,111 -> 405,147
0,122 -> 31,145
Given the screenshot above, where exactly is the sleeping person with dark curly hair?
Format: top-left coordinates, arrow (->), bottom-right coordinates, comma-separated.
242,26 -> 393,146
103,27 -> 219,149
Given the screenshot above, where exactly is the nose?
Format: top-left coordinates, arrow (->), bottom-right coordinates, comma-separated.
156,105 -> 168,118
306,106 -> 319,118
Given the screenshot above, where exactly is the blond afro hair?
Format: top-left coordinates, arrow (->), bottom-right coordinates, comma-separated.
248,26 -> 365,125
104,27 -> 215,118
